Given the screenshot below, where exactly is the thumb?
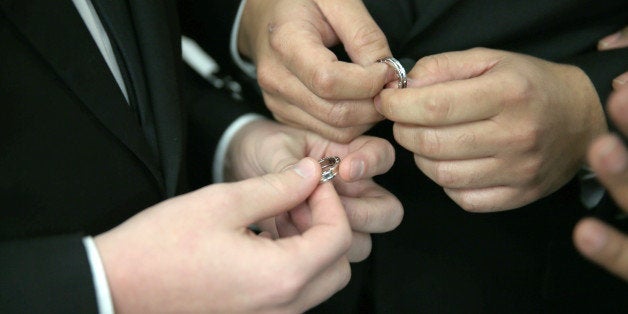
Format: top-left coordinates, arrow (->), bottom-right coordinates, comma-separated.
598,26 -> 628,51
315,0 -> 392,66
223,158 -> 321,227
408,48 -> 501,88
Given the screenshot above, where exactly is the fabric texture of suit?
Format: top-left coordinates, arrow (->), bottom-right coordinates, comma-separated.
309,1 -> 628,313
0,0 -> 248,312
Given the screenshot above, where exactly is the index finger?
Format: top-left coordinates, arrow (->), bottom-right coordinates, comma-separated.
269,7 -> 391,99
315,0 -> 392,66
377,73 -> 505,126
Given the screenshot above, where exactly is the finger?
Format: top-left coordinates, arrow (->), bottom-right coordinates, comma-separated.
221,158 -> 320,226
278,183 -> 352,277
587,135 -> 628,210
414,156 -> 514,190
338,187 -> 404,233
260,64 -> 384,128
376,70 -> 505,126
573,218 -> 628,280
393,122 -> 504,160
315,0 -> 392,66
346,232 -> 372,262
336,136 -> 396,181
444,186 -> 538,212
266,94 -> 375,143
407,48 -> 503,87
268,7 -> 391,99
598,26 -> 628,51
608,86 -> 628,135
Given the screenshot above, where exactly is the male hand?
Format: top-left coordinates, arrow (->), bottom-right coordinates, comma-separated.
225,118 -> 403,262
574,80 -> 628,281
95,158 -> 353,313
238,0 -> 395,142
376,48 -> 607,212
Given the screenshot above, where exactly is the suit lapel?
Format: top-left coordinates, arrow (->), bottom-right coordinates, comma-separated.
128,0 -> 184,197
0,0 -> 165,193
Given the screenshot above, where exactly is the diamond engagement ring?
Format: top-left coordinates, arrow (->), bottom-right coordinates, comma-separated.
319,156 -> 341,183
378,57 -> 407,89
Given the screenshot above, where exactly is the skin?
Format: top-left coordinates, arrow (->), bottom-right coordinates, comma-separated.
238,0 -> 397,143
94,119 -> 402,313
574,85 -> 628,281
375,48 -> 607,211
573,27 -> 628,281
226,118 -> 403,262
238,1 -> 610,212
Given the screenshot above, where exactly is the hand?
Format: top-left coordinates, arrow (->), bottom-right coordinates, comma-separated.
238,0 -> 396,142
375,48 -> 607,212
94,158 -> 353,313
225,118 -> 403,262
598,26 -> 628,90
574,84 -> 628,281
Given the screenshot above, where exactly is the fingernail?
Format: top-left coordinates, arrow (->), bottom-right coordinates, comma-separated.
598,32 -> 621,49
349,160 -> 365,180
598,136 -> 627,174
579,221 -> 608,254
291,158 -> 315,179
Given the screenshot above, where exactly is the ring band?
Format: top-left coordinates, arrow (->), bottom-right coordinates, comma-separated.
378,57 -> 407,89
319,156 -> 341,183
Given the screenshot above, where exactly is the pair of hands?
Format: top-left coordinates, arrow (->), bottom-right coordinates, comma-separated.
94,118 -> 402,312
239,0 -> 608,212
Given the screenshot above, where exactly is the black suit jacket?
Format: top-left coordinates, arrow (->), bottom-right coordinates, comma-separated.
304,0 -> 628,313
0,0 -> 247,312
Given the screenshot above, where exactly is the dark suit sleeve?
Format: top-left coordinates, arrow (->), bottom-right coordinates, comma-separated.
0,235 -> 98,313
563,48 -> 628,134
178,0 -> 243,75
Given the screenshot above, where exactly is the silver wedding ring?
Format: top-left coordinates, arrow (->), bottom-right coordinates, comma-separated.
378,57 -> 407,89
319,156 -> 341,183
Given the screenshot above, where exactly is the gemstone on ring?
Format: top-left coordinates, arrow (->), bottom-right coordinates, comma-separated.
319,156 -> 341,183
378,57 -> 407,89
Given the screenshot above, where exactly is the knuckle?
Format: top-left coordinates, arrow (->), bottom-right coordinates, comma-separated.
511,123 -> 543,153
256,61 -> 281,93
349,205 -> 372,230
505,74 -> 534,104
325,103 -> 353,127
310,66 -> 337,98
271,266 -> 307,304
260,172 -> 292,197
433,163 -> 458,187
519,158 -> 544,184
349,24 -> 388,56
268,23 -> 290,53
332,127 -> 366,143
452,191 -> 488,213
418,129 -> 443,156
423,97 -> 452,124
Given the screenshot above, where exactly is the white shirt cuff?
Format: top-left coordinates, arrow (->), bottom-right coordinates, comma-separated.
230,0 -> 257,78
82,236 -> 114,314
213,113 -> 266,183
